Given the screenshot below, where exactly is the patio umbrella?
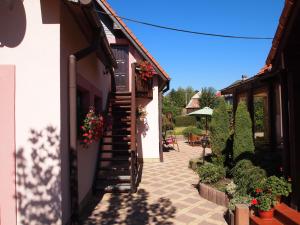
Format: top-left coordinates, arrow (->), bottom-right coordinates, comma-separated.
188,107 -> 213,134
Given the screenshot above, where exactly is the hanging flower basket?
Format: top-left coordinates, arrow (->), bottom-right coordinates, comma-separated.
80,106 -> 104,147
135,61 -> 155,81
136,105 -> 147,121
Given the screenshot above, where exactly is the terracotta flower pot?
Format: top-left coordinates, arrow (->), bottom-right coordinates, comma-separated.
258,208 -> 274,220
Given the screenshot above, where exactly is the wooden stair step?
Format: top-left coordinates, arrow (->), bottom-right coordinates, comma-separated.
97,175 -> 130,182
103,142 -> 131,145
98,157 -> 130,162
250,215 -> 283,225
100,149 -> 131,153
111,101 -> 131,105
275,204 -> 300,225
95,183 -> 131,193
112,110 -> 131,114
112,105 -> 131,108
103,134 -> 131,138
112,92 -> 131,96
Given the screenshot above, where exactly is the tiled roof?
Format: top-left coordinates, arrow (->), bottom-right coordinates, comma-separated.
266,0 -> 296,65
97,0 -> 170,80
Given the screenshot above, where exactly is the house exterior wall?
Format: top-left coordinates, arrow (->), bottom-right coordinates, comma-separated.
0,1 -> 112,224
0,1 -> 62,224
0,66 -> 16,225
60,2 -> 112,218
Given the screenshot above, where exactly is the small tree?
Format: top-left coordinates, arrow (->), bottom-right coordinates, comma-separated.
211,97 -> 230,164
233,101 -> 254,161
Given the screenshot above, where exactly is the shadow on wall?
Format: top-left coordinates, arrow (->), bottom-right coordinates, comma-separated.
137,119 -> 149,160
0,0 -> 26,48
80,189 -> 176,225
15,126 -> 61,225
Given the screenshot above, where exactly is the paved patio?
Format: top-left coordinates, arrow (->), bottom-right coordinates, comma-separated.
80,139 -> 228,225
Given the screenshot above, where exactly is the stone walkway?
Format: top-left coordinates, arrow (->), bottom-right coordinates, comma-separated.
80,139 -> 228,225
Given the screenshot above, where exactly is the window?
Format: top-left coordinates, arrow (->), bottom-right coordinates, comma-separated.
253,90 -> 269,146
77,88 -> 90,137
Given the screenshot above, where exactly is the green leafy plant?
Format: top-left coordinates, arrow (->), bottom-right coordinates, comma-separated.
182,126 -> 203,138
231,160 -> 267,195
174,116 -> 197,127
225,181 -> 237,197
233,101 -> 255,161
210,97 -> 230,164
197,163 -> 226,184
264,176 -> 292,197
253,193 -> 276,211
188,157 -> 203,171
228,194 -> 252,211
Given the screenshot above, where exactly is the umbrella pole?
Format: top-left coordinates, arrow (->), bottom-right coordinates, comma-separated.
205,116 -> 208,135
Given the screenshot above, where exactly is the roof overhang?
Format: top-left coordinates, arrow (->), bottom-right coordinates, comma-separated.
95,0 -> 170,82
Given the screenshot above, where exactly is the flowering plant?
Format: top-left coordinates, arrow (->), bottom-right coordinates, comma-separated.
136,105 -> 147,121
264,176 -> 292,197
252,193 -> 276,211
80,106 -> 104,147
136,61 -> 155,81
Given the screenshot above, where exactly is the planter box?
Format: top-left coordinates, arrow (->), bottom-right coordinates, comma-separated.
199,183 -> 229,207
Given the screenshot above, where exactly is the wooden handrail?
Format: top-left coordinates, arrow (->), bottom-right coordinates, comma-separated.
130,69 -> 136,152
130,65 -> 137,192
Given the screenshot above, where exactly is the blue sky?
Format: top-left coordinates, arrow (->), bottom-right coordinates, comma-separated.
106,0 -> 284,91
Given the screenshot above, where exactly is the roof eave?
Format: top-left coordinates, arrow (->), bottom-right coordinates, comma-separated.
95,0 -> 170,81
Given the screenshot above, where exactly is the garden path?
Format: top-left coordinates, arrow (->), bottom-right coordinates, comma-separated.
80,139 -> 227,225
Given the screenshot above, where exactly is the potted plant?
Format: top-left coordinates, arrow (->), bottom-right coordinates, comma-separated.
253,193 -> 276,219
80,106 -> 104,147
264,176 -> 292,204
136,105 -> 147,121
135,61 -> 155,81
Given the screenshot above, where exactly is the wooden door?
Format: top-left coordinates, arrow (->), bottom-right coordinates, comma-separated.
111,45 -> 129,92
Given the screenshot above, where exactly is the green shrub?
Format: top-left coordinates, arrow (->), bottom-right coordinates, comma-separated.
264,176 -> 292,197
211,97 -> 230,164
228,194 -> 252,211
188,157 -> 203,171
174,116 -> 197,127
197,163 -> 226,184
233,101 -> 255,161
231,160 -> 267,195
182,126 -> 203,138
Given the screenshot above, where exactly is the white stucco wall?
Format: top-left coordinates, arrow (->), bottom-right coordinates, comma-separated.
0,1 -> 62,224
136,77 -> 160,161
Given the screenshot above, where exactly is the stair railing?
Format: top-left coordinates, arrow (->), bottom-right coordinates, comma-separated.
130,66 -> 138,192
92,92 -> 111,193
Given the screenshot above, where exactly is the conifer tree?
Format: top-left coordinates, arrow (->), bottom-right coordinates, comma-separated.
233,101 -> 254,160
211,97 -> 230,164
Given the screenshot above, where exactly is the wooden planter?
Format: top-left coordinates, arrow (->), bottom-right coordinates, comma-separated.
198,183 -> 229,207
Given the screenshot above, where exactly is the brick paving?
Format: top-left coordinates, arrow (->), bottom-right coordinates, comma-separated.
80,139 -> 228,225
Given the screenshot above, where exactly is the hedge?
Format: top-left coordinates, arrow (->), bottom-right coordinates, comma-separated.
174,116 -> 196,127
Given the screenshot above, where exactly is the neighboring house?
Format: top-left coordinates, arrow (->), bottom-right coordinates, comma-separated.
221,0 -> 300,211
0,0 -> 170,225
186,91 -> 201,114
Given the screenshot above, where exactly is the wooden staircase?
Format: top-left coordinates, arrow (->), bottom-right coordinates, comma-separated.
94,92 -> 139,193
250,204 -> 300,225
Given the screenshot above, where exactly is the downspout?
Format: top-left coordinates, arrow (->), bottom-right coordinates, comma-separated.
68,43 -> 97,225
162,80 -> 170,94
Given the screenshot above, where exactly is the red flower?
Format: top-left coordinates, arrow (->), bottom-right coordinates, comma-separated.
251,199 -> 258,205
256,188 -> 262,193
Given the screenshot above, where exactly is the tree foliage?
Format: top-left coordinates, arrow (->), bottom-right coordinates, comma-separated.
210,97 -> 230,163
163,86 -> 197,117
233,101 -> 255,161
199,87 -> 217,108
